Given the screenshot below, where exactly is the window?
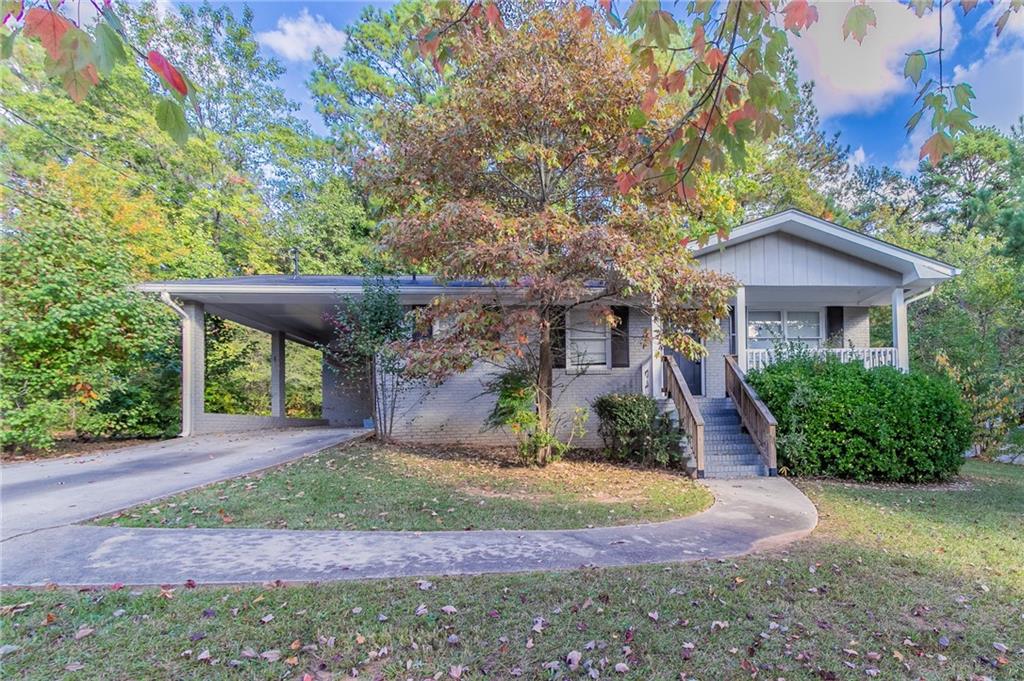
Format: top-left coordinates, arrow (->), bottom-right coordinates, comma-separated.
567,310 -> 610,369
748,310 -> 822,349
785,311 -> 821,348
748,311 -> 782,349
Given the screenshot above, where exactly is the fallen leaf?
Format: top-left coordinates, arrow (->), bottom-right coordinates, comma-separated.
441,605 -> 458,615
260,614 -> 274,624
260,649 -> 280,662
614,662 -> 630,673
74,626 -> 94,640
64,661 -> 85,671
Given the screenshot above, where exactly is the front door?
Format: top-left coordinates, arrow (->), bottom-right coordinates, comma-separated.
666,346 -> 702,396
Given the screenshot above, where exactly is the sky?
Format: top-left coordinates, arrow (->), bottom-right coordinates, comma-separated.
181,0 -> 1023,172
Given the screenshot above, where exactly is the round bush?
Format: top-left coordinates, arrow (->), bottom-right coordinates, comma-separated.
592,393 -> 682,468
746,356 -> 972,482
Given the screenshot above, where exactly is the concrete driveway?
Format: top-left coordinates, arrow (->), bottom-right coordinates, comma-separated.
0,427 -> 368,542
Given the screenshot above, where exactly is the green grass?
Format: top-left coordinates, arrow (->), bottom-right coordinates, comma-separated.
3,460 -> 1022,679
94,443 -> 713,531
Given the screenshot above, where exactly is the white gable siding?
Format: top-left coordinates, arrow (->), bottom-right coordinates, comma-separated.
696,232 -> 901,287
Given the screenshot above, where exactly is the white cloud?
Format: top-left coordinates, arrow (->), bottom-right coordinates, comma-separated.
790,1 -> 962,118
953,46 -> 1024,133
849,145 -> 867,168
257,9 -> 346,62
894,120 -> 931,174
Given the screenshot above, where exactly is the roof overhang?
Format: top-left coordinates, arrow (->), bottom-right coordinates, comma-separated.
692,209 -> 959,292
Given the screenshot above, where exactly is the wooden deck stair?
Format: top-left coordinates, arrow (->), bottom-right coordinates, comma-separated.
660,354 -> 779,479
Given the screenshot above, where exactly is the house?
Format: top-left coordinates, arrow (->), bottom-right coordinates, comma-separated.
139,210 -> 958,478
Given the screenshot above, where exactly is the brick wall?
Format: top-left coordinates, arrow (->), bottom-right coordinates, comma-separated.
843,307 -> 871,347
383,310 -> 655,449
701,315 -> 732,398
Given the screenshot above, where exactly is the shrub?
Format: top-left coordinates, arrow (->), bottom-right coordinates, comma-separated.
747,356 -> 973,482
484,366 -> 587,465
593,393 -> 681,468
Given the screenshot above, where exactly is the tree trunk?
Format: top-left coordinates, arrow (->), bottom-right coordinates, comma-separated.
536,314 -> 554,464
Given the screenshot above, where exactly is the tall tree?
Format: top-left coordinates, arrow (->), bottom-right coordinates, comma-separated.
309,0 -> 444,141
369,3 -> 734,463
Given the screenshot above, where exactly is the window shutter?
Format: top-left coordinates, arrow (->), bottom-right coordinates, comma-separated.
826,306 -> 844,345
611,305 -> 630,368
551,307 -> 566,369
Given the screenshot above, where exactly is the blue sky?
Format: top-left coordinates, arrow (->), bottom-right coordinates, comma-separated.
183,1 -> 1023,171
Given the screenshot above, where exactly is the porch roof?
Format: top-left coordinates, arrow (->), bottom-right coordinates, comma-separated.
692,209 -> 959,292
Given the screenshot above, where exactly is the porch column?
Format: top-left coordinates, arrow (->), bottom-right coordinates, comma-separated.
270,330 -> 286,418
735,286 -> 747,372
181,301 -> 205,437
651,314 -> 663,397
891,287 -> 909,371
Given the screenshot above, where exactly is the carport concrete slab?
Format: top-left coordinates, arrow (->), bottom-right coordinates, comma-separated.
0,428 -> 368,542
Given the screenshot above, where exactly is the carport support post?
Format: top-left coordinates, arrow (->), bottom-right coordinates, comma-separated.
181,302 -> 205,437
892,287 -> 909,371
270,331 -> 286,418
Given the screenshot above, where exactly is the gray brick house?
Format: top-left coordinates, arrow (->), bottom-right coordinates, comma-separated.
140,210 -> 957,476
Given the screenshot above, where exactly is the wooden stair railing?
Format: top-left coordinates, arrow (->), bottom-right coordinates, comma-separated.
662,354 -> 705,478
724,355 -> 778,476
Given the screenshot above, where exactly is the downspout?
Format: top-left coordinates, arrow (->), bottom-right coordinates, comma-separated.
159,290 -> 188,319
156,291 -> 193,437
905,286 -> 935,306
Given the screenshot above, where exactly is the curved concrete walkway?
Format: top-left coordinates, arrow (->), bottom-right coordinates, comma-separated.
0,477 -> 816,587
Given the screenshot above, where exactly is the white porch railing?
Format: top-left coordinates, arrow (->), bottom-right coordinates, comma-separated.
746,347 -> 898,371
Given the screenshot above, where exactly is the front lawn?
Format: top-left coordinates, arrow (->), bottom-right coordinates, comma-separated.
95,442 -> 713,531
3,460 -> 1021,679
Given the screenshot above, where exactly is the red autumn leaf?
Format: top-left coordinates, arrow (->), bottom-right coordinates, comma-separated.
640,88 -> 658,114
782,0 -> 819,32
704,47 -> 726,71
485,2 -> 503,29
577,5 -> 593,29
599,0 -> 612,11
691,23 -> 705,57
724,84 -> 740,106
960,0 -> 978,11
147,50 -> 188,97
726,100 -> 758,132
919,131 -> 954,166
23,8 -> 70,59
664,69 -> 686,94
676,181 -> 697,202
615,170 -> 640,195
418,35 -> 441,59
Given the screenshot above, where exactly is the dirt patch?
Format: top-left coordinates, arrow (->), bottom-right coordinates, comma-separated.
1,437 -> 161,463
458,486 -> 556,501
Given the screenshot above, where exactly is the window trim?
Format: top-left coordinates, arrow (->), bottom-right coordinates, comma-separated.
747,308 -> 826,348
565,307 -> 612,373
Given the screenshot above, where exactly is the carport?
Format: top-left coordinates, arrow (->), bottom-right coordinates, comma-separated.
138,275 -> 445,436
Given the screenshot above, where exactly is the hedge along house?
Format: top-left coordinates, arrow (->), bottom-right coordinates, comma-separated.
140,210 -> 958,478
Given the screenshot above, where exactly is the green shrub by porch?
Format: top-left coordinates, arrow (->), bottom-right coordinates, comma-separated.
747,357 -> 972,482
593,393 -> 681,468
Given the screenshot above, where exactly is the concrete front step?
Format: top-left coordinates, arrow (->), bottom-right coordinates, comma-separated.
704,464 -> 769,479
705,443 -> 761,455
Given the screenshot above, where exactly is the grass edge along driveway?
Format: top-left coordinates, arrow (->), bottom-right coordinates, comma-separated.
95,442 -> 714,532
